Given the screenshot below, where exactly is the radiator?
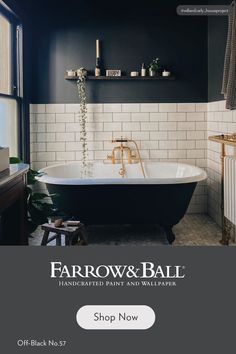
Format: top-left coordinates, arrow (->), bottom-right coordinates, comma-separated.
224,156 -> 236,227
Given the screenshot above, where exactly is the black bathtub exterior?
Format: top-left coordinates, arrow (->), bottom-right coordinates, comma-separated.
47,182 -> 197,244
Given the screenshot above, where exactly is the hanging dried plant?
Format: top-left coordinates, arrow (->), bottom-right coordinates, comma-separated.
77,68 -> 88,177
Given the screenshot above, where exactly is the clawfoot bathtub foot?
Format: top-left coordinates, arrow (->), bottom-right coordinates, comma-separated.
164,227 -> 176,245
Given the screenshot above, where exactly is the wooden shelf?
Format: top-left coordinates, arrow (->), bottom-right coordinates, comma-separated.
65,75 -> 176,81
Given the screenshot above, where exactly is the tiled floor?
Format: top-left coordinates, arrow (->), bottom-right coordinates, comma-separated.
30,214 -> 235,246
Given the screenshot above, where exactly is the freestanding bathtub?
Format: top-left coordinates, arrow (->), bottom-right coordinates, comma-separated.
36,162 -> 207,244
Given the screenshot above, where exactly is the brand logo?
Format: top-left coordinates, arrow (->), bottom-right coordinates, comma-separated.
50,262 -> 186,279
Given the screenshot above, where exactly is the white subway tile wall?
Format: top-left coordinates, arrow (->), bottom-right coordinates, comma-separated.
30,102 -> 208,214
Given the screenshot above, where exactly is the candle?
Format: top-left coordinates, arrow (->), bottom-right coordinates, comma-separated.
130,71 -> 139,77
96,39 -> 100,59
162,70 -> 171,77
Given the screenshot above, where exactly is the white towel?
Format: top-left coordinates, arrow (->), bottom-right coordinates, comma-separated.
221,1 -> 236,110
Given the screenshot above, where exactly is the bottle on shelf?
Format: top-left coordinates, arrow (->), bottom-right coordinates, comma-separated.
95,57 -> 101,77
141,63 -> 146,77
95,39 -> 101,77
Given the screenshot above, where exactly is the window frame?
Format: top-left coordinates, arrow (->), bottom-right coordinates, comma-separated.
0,2 -> 24,159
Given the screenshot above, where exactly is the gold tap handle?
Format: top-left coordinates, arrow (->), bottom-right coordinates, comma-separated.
109,138 -> 146,178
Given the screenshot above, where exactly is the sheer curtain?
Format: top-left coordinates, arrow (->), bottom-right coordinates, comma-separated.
0,8 -> 20,157
0,97 -> 18,156
0,13 -> 11,95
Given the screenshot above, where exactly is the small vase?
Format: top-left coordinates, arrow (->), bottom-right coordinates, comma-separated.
77,68 -> 87,77
149,69 -> 156,77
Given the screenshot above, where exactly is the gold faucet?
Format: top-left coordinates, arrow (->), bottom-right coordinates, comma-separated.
107,142 -> 133,164
107,138 -> 146,178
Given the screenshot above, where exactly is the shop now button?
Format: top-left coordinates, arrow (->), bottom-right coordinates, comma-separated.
76,305 -> 156,330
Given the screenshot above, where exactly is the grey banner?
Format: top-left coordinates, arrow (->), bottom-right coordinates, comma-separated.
177,5 -> 231,16
0,247 -> 235,353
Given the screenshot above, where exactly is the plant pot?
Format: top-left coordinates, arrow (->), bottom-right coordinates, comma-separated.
149,69 -> 156,77
66,70 -> 76,77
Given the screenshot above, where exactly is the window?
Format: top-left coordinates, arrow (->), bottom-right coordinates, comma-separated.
0,13 -> 11,95
0,97 -> 18,156
0,2 -> 23,158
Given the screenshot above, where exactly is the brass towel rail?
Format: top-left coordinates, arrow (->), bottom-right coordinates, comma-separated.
208,133 -> 236,245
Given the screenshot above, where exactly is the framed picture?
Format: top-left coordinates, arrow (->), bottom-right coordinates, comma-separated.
106,69 -> 121,77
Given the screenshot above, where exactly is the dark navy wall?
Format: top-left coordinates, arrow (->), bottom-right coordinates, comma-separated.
208,0 -> 230,102
17,0 -> 208,103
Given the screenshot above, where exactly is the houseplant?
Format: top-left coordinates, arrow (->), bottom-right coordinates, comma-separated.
10,157 -> 59,235
149,58 -> 159,76
77,67 -> 88,177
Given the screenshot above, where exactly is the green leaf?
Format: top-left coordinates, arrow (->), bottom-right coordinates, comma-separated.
31,192 -> 59,201
27,169 -> 44,185
10,157 -> 21,164
24,166 -> 61,235
28,203 -> 48,225
31,193 -> 50,201
26,186 -> 33,196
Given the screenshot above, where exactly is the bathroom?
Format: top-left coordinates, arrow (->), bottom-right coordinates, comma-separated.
0,0 -> 235,245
